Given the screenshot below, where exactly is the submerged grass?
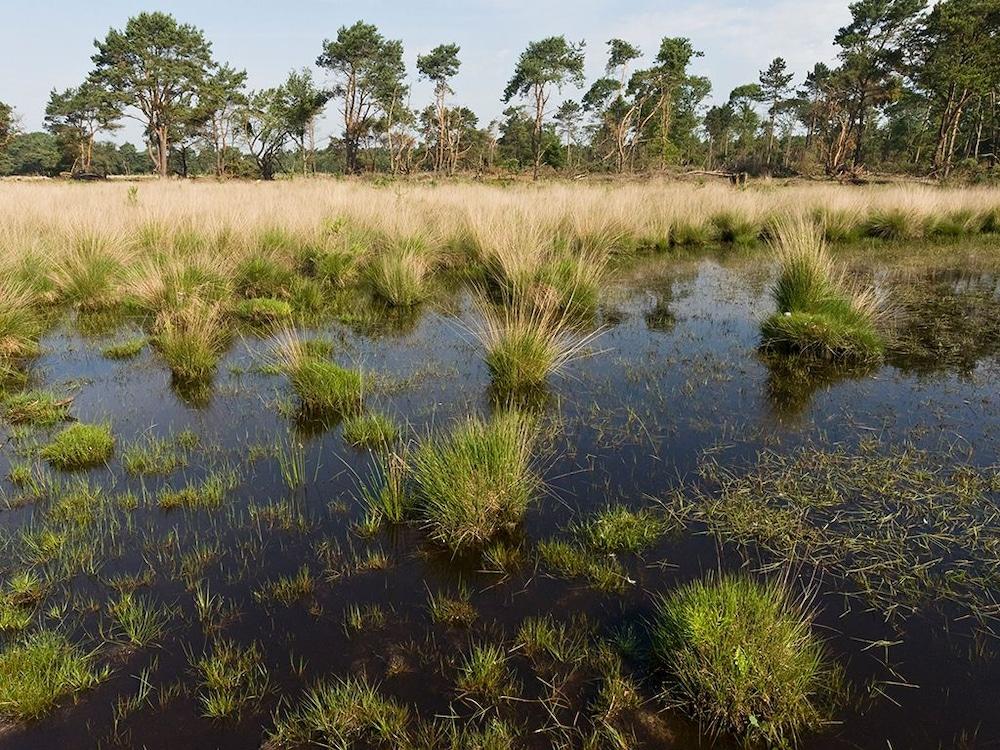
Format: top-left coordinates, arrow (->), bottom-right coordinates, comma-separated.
650,574 -> 835,746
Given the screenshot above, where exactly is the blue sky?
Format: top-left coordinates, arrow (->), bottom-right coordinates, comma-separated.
1,0 -> 851,143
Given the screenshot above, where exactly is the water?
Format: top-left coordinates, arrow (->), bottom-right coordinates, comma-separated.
3,246 -> 1000,748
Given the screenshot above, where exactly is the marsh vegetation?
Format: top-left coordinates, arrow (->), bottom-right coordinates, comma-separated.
1,179 -> 1000,748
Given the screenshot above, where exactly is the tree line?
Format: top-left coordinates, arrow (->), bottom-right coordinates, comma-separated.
1,1 -> 998,181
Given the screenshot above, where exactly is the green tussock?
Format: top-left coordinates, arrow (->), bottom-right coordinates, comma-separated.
154,302 -> 227,384
1,389 -> 72,426
762,220 -> 884,361
650,574 -> 836,746
0,630 -> 107,721
267,675 -> 409,749
41,422 -> 114,470
101,336 -> 147,360
342,412 -> 399,448
367,239 -> 432,307
233,297 -> 293,325
157,473 -> 232,510
194,639 -> 268,719
412,412 -> 538,551
288,356 -> 364,416
572,505 -> 668,553
456,642 -> 515,699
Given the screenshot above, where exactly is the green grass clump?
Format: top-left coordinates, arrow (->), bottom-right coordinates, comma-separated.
1,390 -> 72,426
288,356 -> 364,416
154,302 -> 227,384
367,239 -> 432,307
40,423 -> 114,470
122,435 -> 187,476
761,220 -> 884,361
342,413 -> 399,448
101,337 -> 147,360
0,630 -> 107,721
233,297 -> 293,325
108,593 -> 169,647
195,639 -> 268,719
531,254 -> 603,317
0,571 -> 44,632
478,300 -> 592,392
671,221 -> 712,247
925,210 -> 983,238
314,247 -> 364,287
650,574 -> 835,746
711,211 -> 761,246
573,506 -> 667,553
234,255 -> 295,299
268,676 -> 409,748
157,473 -> 232,510
0,279 -> 43,360
412,412 -> 537,551
456,642 -> 515,699
537,539 -> 628,592
50,241 -> 124,310
863,208 -> 923,241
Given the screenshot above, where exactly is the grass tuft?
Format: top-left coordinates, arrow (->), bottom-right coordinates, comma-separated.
342,413 -> 400,449
650,574 -> 835,745
412,412 -> 538,551
1,389 -> 72,426
41,422 -> 114,470
0,630 -> 107,721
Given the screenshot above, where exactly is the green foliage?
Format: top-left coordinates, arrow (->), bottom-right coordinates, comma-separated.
41,423 -> 114,470
1,389 -> 71,426
411,412 -> 537,550
233,297 -> 293,324
650,574 -> 835,745
102,336 -> 147,360
194,639 -> 268,719
0,631 -> 107,721
268,675 -> 410,748
287,356 -> 363,415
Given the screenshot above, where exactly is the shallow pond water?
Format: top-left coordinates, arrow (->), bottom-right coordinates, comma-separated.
3,245 -> 1000,749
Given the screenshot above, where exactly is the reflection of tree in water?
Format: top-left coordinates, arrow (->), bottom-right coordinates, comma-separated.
761,354 -> 876,420
889,273 -> 1000,376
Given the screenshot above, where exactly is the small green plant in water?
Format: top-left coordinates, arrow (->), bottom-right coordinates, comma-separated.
411,412 -> 538,551
342,412 -> 399,448
102,337 -> 147,360
0,630 -> 108,721
650,574 -> 837,746
1,389 -> 72,426
41,422 -> 114,470
761,220 -> 884,361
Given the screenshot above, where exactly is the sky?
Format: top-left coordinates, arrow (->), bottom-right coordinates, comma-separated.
0,0 -> 852,144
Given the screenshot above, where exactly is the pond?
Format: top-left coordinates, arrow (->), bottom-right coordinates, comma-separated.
2,242 -> 1000,749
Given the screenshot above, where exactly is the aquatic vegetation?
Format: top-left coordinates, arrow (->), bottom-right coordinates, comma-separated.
108,593 -> 169,647
194,639 -> 268,719
102,336 -> 148,360
154,301 -> 228,383
668,443 -> 1000,617
234,254 -> 295,299
411,412 -> 538,551
477,299 -> 596,392
761,220 -> 884,360
1,389 -> 72,426
342,412 -> 400,448
650,574 -> 835,745
367,238 -> 433,306
0,571 -> 44,632
456,642 -> 515,699
359,450 -> 409,526
572,506 -> 667,554
711,211 -> 761,245
233,297 -> 294,324
537,539 -> 628,592
41,422 -> 114,470
157,473 -> 232,510
427,586 -> 477,626
254,565 -> 315,606
864,207 -> 924,241
0,278 -> 43,360
267,675 -> 410,748
122,435 -> 188,476
288,356 -> 364,416
0,630 -> 107,721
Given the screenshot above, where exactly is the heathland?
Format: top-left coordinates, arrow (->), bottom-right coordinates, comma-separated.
1,177 -> 1000,748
